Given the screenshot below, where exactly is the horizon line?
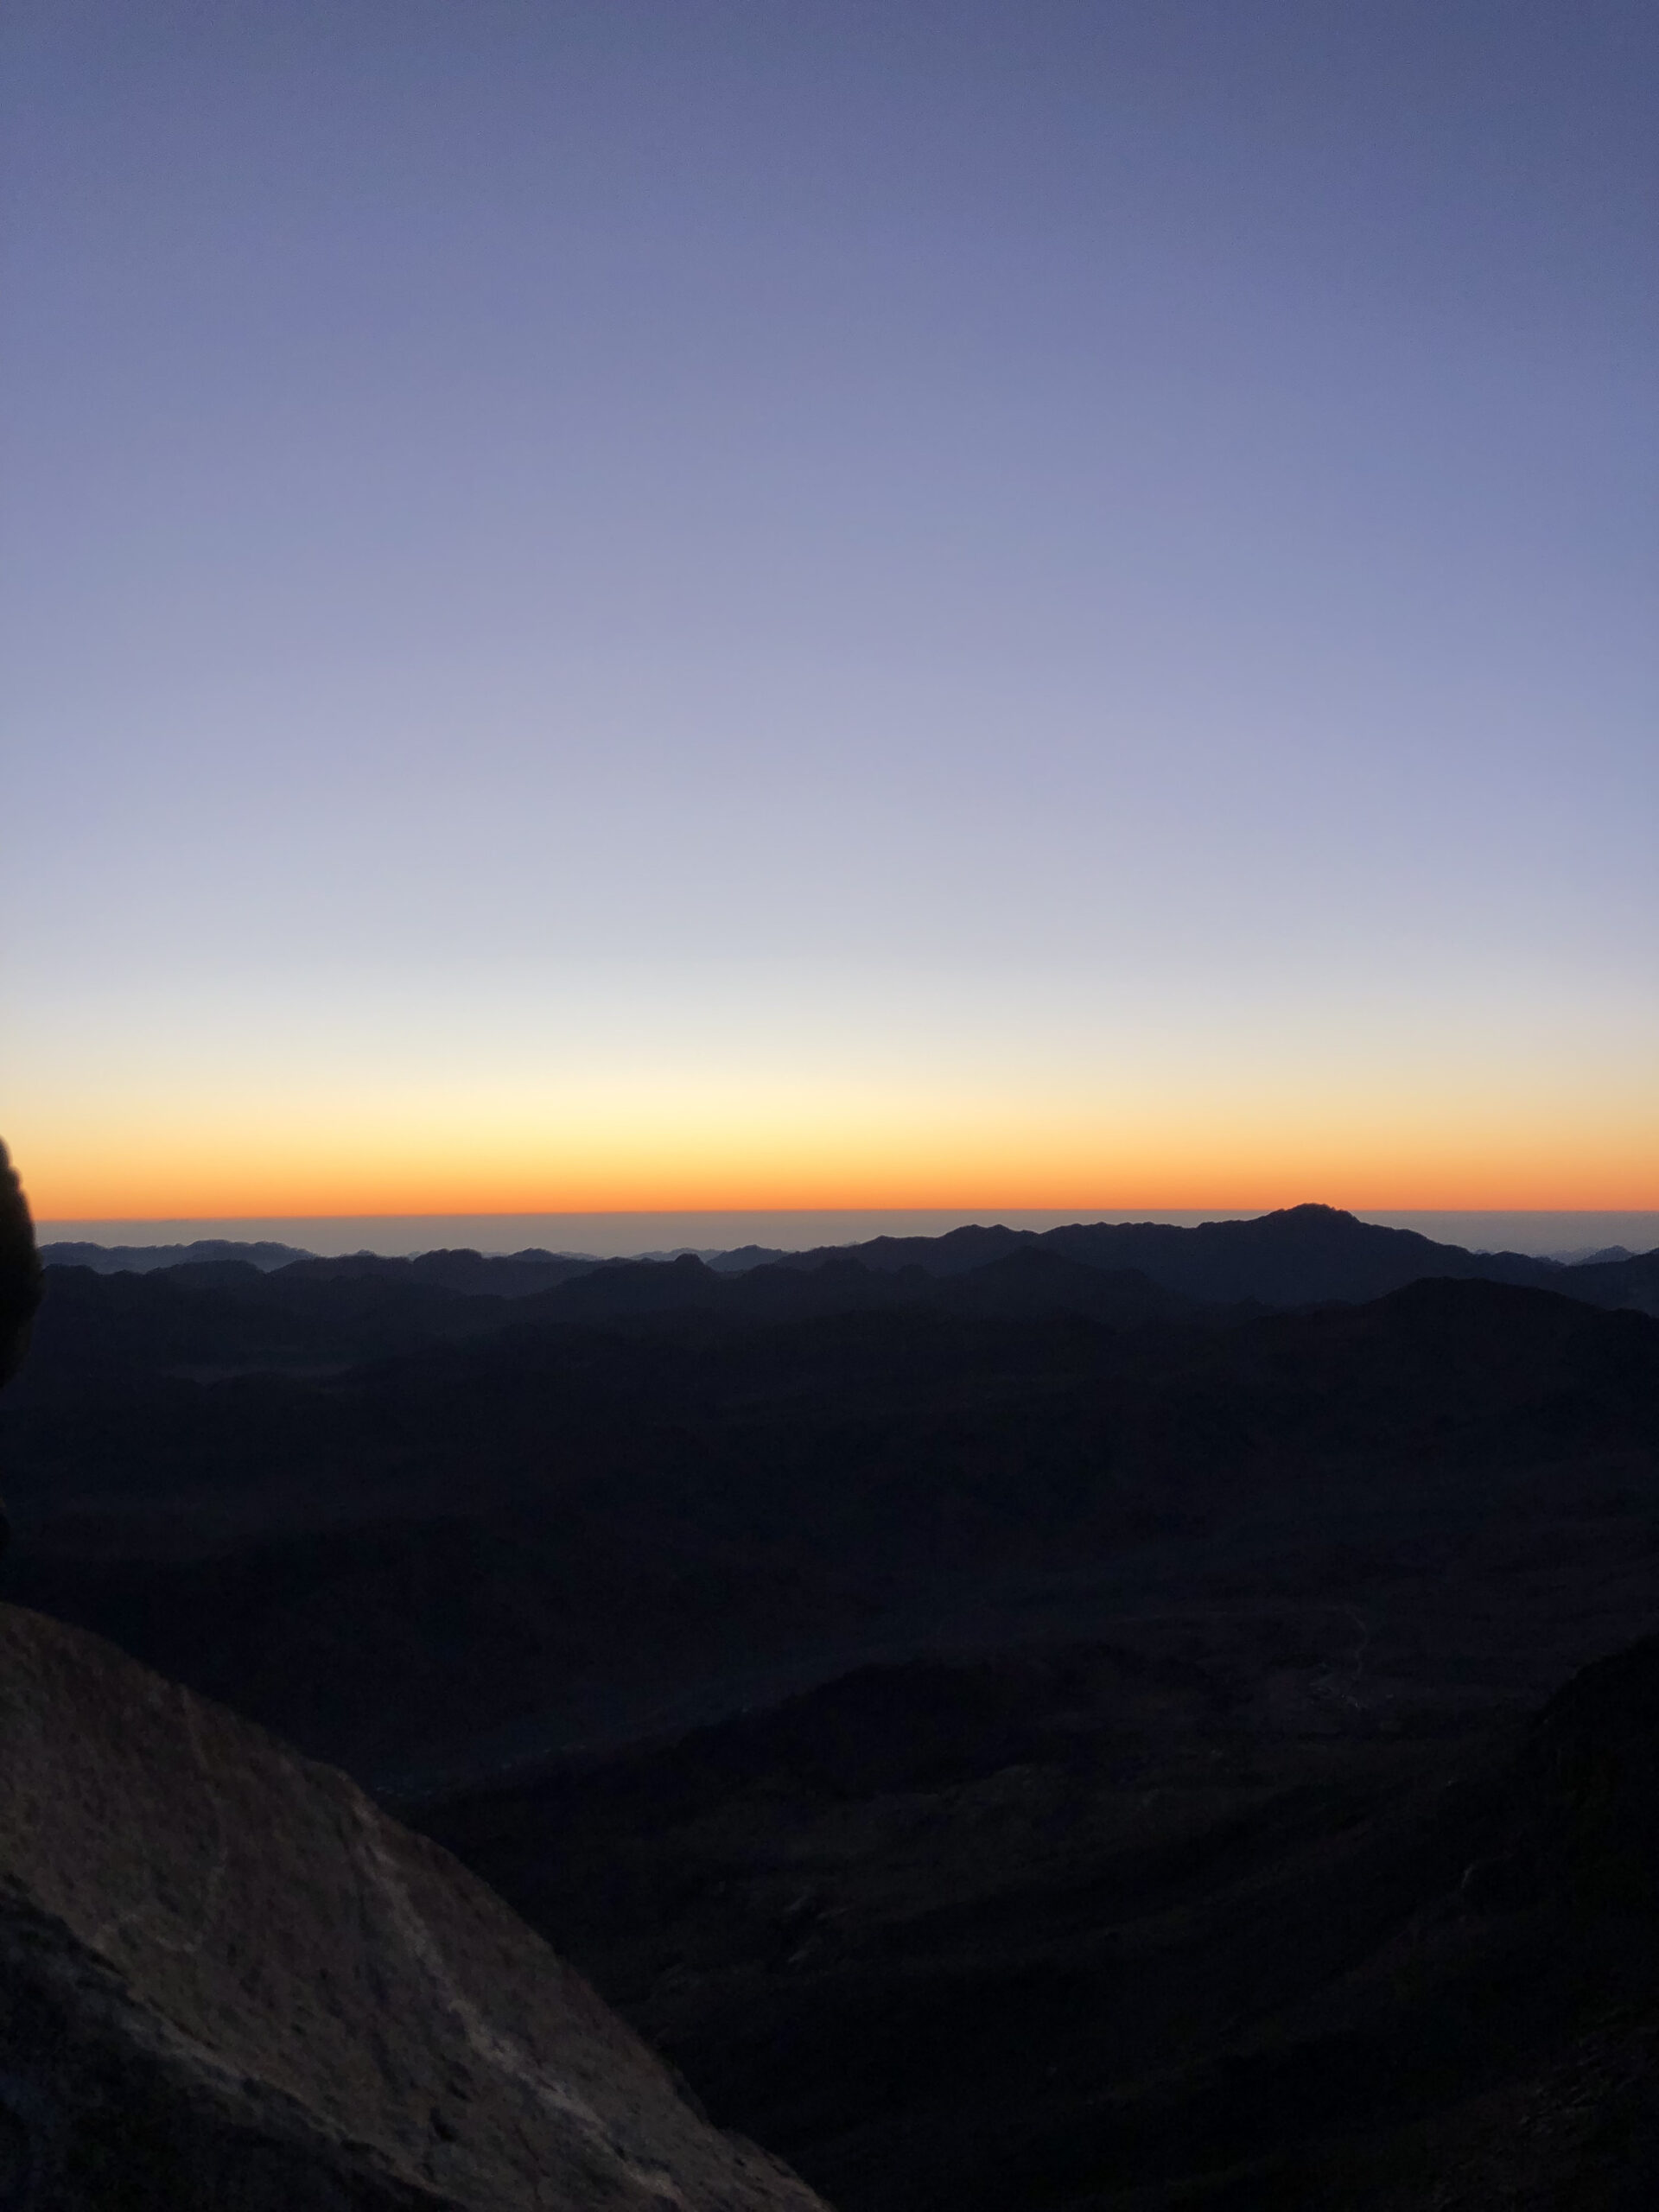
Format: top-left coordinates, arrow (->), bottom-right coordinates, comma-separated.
35,1205 -> 1659,1228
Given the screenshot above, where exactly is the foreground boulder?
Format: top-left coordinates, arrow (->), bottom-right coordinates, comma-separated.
0,1601 -> 829,2211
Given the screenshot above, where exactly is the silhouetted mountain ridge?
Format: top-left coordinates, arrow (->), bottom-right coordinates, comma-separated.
40,1237 -> 315,1273
778,1202 -> 1659,1312
38,1207 -> 1659,1325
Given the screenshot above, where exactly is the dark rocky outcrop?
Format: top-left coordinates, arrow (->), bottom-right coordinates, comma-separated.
1482,1625 -> 1659,1918
0,1600 -> 830,2211
0,1142 -> 41,1397
0,1141 -> 44,1564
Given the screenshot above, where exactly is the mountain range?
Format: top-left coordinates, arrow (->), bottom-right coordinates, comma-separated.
7,1197 -> 1659,2205
35,1204 -> 1659,1345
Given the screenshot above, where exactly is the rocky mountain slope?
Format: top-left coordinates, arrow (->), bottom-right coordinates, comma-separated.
423,1625 -> 1659,2210
0,1599 -> 828,2212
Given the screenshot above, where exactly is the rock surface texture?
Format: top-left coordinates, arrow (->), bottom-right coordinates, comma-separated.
0,1600 -> 830,2212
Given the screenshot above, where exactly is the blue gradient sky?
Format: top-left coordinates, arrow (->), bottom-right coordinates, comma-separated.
3,2 -> 1655,1217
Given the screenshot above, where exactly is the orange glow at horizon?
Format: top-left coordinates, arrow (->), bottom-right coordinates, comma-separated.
21,1111 -> 1658,1222
13,971 -> 1656,1224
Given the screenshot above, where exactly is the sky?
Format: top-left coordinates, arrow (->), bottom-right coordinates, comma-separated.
3,0 -> 1655,1222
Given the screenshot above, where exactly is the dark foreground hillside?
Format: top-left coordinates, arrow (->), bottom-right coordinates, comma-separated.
423,1630 -> 1659,2209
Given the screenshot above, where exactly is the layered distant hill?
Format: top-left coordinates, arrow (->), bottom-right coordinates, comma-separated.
38,1202 -> 1659,1321
40,1236 -> 319,1273
758,1202 -> 1659,1313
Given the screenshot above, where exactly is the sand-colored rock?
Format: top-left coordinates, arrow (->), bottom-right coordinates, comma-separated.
0,1601 -> 830,2210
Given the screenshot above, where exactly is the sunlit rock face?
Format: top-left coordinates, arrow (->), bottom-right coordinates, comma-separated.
0,1599 -> 830,2211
